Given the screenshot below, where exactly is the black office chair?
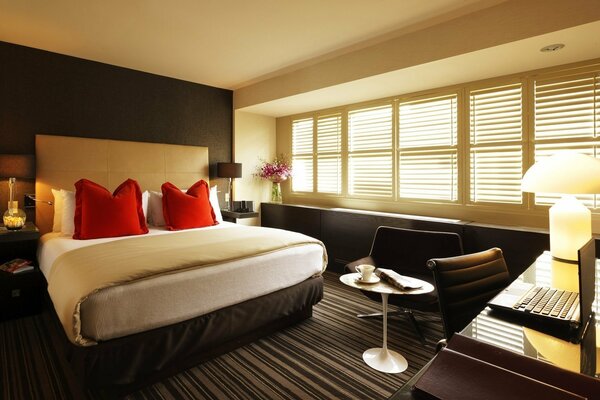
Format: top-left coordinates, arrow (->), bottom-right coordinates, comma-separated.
427,247 -> 511,340
345,226 -> 464,342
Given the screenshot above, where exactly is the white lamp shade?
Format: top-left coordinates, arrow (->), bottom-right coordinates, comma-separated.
521,152 -> 600,194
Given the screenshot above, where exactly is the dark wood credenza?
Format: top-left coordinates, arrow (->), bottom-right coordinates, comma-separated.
261,203 -> 552,279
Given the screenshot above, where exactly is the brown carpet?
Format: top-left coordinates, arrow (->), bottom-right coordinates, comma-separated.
1,272 -> 443,399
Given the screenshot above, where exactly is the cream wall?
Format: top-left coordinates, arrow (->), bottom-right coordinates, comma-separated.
233,110 -> 276,226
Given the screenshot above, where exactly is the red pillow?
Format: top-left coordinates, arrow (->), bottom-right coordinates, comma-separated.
74,179 -> 148,240
161,180 -> 217,230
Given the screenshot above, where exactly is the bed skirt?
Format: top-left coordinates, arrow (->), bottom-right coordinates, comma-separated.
44,275 -> 324,394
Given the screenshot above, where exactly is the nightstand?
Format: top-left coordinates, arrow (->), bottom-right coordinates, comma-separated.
221,210 -> 259,223
0,222 -> 45,320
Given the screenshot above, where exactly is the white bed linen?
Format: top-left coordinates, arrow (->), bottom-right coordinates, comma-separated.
38,223 -> 324,342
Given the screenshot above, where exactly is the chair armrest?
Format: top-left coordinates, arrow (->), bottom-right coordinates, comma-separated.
435,339 -> 447,353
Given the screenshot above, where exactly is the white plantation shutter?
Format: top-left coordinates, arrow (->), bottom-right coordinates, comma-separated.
399,152 -> 457,200
469,83 -> 523,204
317,114 -> 342,194
399,96 -> 457,147
398,96 -> 458,201
470,147 -> 523,204
535,73 -> 598,140
533,71 -> 600,208
292,118 -> 314,192
348,105 -> 393,197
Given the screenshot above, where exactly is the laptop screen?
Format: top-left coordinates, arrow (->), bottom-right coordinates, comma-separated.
577,237 -> 596,332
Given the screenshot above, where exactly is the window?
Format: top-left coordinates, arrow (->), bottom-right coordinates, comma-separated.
469,83 -> 523,204
533,69 -> 600,208
317,114 -> 342,194
348,105 -> 393,197
398,95 -> 458,201
286,60 -> 600,225
291,118 -> 313,192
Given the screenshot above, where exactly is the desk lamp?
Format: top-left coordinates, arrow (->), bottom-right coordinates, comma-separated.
217,162 -> 242,211
521,152 -> 600,262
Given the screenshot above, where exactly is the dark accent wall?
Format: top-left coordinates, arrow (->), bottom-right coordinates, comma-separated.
0,41 -> 233,172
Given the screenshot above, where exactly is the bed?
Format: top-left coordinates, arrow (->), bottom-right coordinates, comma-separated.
35,135 -> 326,391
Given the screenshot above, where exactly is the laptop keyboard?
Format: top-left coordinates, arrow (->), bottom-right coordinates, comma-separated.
512,286 -> 579,319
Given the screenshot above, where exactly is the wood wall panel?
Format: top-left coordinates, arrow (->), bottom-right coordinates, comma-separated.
262,203 -> 551,275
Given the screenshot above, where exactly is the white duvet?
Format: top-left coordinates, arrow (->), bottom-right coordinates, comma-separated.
38,223 -> 324,342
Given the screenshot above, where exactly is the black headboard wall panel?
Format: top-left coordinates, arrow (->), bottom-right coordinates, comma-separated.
0,41 -> 232,173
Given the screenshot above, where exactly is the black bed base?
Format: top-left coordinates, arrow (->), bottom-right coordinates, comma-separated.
43,275 -> 324,397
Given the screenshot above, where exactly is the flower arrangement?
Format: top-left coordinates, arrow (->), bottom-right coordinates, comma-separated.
256,154 -> 293,183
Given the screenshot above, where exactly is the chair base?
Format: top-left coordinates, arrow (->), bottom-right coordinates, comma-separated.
357,309 -> 426,345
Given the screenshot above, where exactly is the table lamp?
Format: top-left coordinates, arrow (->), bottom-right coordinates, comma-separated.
521,152 -> 600,262
217,162 -> 242,211
0,154 -> 35,229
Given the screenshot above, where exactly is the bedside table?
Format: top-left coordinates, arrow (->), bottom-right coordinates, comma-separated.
221,210 -> 259,223
0,222 -> 45,320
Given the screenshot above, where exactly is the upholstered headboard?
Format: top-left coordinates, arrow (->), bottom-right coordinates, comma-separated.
35,134 -> 209,234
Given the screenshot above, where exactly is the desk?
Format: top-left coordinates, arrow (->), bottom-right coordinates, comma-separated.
389,251 -> 599,399
462,251 -> 598,377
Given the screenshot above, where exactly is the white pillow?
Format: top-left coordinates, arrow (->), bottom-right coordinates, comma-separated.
51,188 -> 63,232
60,190 -> 76,236
141,190 -> 149,221
148,190 -> 165,226
147,187 -> 222,226
210,186 -> 223,222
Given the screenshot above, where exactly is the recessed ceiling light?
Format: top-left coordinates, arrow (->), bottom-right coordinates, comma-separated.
540,43 -> 565,53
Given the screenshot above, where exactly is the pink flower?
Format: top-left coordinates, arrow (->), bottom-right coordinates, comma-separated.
255,155 -> 293,182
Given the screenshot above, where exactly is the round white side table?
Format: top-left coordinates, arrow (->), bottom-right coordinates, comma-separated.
340,272 -> 434,373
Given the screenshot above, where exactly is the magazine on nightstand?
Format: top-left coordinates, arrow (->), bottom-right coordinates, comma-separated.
0,258 -> 34,274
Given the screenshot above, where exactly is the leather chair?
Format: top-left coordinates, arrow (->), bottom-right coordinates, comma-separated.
427,247 -> 511,340
345,226 -> 464,342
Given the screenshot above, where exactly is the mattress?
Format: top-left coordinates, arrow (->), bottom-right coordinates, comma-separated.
38,223 -> 325,342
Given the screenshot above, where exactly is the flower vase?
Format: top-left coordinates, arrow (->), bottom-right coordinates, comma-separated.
271,181 -> 282,203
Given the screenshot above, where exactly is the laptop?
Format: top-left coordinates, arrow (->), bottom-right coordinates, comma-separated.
488,238 -> 596,343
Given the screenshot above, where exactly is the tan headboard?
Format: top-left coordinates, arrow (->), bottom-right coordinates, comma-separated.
35,134 -> 209,234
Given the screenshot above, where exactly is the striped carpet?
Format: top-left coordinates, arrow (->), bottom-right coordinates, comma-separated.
1,272 -> 443,399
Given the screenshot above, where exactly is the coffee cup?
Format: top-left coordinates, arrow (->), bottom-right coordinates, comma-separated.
356,264 -> 375,281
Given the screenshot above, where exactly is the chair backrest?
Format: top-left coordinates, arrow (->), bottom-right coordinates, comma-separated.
427,247 -> 511,339
369,226 -> 464,275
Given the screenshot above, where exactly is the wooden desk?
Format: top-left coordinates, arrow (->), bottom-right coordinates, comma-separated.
389,252 -> 599,399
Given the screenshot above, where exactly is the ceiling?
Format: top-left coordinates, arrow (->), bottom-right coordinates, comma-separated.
243,20 -> 600,116
0,0 -> 500,88
1,0 -> 599,118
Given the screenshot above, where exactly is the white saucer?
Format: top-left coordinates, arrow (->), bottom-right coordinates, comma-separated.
356,275 -> 380,284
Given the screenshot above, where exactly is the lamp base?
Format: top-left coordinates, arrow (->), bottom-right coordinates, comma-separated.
3,208 -> 26,230
549,195 -> 591,262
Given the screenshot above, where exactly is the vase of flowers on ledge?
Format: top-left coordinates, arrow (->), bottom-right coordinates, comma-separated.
256,155 -> 292,203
